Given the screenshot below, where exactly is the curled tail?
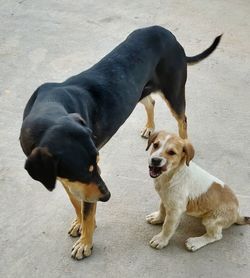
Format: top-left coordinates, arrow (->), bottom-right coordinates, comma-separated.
235,215 -> 250,225
186,34 -> 222,65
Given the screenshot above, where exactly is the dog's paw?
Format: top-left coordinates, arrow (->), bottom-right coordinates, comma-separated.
68,219 -> 81,237
150,233 -> 169,249
71,238 -> 93,260
141,127 -> 154,139
146,211 -> 164,225
185,237 -> 203,252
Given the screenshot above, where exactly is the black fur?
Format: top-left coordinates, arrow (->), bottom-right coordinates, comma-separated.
20,26 -> 221,194
24,147 -> 57,191
83,202 -> 93,219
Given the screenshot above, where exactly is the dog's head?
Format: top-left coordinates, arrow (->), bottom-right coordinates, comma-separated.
24,113 -> 110,202
146,131 -> 195,178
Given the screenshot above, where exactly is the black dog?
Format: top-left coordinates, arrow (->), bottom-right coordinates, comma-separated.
20,26 -> 221,260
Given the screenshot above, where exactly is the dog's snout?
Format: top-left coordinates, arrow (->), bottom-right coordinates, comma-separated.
99,191 -> 111,202
151,157 -> 162,166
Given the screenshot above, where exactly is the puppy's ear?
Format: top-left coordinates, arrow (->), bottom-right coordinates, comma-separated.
25,147 -> 57,191
183,140 -> 195,166
146,132 -> 159,151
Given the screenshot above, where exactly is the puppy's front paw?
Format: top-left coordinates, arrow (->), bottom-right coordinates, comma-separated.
146,211 -> 164,225
68,219 -> 81,237
185,237 -> 203,252
141,127 -> 154,139
71,238 -> 93,260
150,233 -> 169,249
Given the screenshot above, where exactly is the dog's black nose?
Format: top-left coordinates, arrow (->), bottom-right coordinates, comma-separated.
151,157 -> 162,166
99,191 -> 111,202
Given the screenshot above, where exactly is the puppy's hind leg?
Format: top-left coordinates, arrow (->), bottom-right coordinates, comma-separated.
140,95 -> 155,139
185,219 -> 223,252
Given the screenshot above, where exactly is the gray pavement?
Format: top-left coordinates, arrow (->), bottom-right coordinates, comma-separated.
0,1 -> 250,277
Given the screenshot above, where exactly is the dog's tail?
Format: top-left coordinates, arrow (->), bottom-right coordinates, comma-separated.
186,34 -> 222,65
235,215 -> 250,225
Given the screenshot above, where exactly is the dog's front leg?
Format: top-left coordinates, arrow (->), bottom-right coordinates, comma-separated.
71,202 -> 96,260
150,208 -> 183,249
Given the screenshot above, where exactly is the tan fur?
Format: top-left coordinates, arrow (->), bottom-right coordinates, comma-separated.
58,178 -> 103,203
80,202 -> 96,249
140,94 -> 188,139
148,131 -> 190,168
141,96 -> 155,129
60,179 -> 82,237
58,171 -> 103,258
59,178 -> 97,259
187,183 -> 239,222
147,131 -> 249,252
183,140 -> 195,166
160,94 -> 188,139
71,202 -> 97,259
140,96 -> 155,138
89,165 -> 94,172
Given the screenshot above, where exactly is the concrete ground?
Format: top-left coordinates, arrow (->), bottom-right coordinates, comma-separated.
0,0 -> 249,277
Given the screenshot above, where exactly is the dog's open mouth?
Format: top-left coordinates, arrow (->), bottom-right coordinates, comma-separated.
149,165 -> 167,178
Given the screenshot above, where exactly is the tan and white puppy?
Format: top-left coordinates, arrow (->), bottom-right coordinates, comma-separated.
146,131 -> 249,251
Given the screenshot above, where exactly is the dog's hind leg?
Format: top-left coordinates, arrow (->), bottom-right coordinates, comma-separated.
160,71 -> 188,139
157,57 -> 188,139
160,93 -> 188,139
140,95 -> 155,138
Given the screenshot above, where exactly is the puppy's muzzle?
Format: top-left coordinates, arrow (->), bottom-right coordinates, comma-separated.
148,156 -> 167,178
149,156 -> 166,167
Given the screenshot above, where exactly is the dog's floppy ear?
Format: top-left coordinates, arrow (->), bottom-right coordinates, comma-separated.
146,132 -> 159,151
183,140 -> 195,166
25,147 -> 57,191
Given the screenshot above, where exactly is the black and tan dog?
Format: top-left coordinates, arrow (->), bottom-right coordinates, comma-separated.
20,26 -> 221,260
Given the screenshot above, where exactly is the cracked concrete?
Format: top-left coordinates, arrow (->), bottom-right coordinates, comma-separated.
0,0 -> 249,277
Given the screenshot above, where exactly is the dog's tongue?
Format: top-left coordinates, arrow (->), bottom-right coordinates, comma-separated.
149,166 -> 162,178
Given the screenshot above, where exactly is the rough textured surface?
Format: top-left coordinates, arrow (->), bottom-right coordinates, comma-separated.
0,1 -> 249,277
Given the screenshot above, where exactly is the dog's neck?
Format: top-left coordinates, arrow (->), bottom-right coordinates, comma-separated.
155,162 -> 188,189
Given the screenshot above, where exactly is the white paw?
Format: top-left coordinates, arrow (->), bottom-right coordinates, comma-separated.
185,237 -> 203,252
141,127 -> 154,139
71,238 -> 92,260
68,219 -> 81,237
150,233 -> 169,249
146,211 -> 164,225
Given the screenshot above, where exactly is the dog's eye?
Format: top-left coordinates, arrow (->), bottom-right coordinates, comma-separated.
167,150 -> 176,156
153,142 -> 159,149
